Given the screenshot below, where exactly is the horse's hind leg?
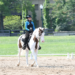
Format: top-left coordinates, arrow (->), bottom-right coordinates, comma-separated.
17,48 -> 22,66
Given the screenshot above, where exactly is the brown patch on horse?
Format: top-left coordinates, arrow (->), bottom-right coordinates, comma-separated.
33,36 -> 38,49
19,40 -> 22,48
39,28 -> 44,36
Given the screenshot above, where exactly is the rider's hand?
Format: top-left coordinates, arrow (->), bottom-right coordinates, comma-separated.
29,29 -> 32,32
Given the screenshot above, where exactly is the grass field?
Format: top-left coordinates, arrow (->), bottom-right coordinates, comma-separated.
0,36 -> 75,55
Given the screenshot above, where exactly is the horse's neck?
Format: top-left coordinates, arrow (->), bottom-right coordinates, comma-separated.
32,33 -> 40,41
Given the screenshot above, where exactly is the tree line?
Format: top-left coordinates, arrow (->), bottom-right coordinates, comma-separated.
0,0 -> 37,30
43,0 -> 75,31
0,0 -> 75,31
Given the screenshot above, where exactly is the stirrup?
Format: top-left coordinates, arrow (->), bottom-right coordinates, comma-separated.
38,46 -> 41,50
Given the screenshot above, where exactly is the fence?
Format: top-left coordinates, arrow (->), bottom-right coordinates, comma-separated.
0,29 -> 54,36
1,29 -> 75,36
0,30 -> 25,36
54,31 -> 75,36
44,29 -> 54,35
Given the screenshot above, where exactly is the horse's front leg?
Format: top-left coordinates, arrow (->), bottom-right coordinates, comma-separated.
25,49 -> 29,67
30,53 -> 33,60
35,50 -> 38,67
31,49 -> 38,67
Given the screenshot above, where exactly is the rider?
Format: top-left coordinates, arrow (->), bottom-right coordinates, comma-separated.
23,15 -> 35,49
23,15 -> 41,50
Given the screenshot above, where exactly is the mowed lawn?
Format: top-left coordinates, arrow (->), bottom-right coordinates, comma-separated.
0,36 -> 75,55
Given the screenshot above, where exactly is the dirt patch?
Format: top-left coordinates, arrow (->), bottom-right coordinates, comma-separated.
0,56 -> 75,75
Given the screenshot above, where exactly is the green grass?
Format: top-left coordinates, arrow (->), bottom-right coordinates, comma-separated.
0,36 -> 75,55
0,37 -> 18,55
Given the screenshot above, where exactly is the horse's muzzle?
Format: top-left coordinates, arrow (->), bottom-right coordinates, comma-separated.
42,41 -> 44,42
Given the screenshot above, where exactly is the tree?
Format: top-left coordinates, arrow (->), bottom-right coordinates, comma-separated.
17,0 -> 37,29
31,5 -> 37,27
43,0 -> 51,29
0,0 -> 37,30
0,0 -> 19,30
43,0 -> 75,31
21,0 -> 37,29
4,15 -> 22,30
21,0 -> 33,29
50,0 -> 75,31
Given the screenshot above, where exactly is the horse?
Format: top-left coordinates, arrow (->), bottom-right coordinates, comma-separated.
17,27 -> 45,67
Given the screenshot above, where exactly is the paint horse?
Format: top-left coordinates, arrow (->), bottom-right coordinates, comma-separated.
17,27 -> 45,67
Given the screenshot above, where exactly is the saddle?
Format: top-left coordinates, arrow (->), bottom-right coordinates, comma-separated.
22,33 -> 32,50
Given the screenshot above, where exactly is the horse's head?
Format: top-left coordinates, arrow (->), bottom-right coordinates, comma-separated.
39,27 -> 45,43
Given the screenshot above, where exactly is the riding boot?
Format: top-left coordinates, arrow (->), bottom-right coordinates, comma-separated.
22,38 -> 28,50
38,45 -> 41,50
22,43 -> 27,50
23,31 -> 29,50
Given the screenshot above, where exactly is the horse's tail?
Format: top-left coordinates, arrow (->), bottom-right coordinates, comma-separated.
17,35 -> 25,56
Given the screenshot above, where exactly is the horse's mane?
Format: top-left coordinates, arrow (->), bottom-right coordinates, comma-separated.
33,27 -> 42,35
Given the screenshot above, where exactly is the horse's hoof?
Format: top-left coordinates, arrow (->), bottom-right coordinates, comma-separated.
17,63 -> 20,66
27,65 -> 29,67
31,64 -> 34,67
37,65 -> 39,68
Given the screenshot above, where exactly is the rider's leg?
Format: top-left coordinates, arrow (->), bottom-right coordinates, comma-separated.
23,31 -> 29,50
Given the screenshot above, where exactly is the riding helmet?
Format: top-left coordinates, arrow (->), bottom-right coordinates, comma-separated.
26,15 -> 32,19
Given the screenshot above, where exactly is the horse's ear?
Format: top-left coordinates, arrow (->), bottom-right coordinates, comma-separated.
39,27 -> 41,31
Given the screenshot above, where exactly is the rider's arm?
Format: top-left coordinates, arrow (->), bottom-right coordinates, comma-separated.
25,21 -> 29,31
32,22 -> 35,31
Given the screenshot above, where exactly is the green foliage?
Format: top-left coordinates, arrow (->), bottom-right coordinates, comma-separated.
43,0 -> 75,31
21,0 -> 32,29
4,15 -> 22,30
0,0 -> 20,30
43,0 -> 51,29
0,0 -> 37,30
51,0 -> 75,31
0,1 -> 4,5
31,5 -> 37,27
20,0 -> 37,29
0,0 -> 17,16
